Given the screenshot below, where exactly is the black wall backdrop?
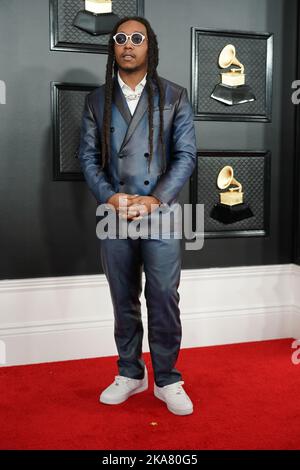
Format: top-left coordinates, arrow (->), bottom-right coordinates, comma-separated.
0,0 -> 298,280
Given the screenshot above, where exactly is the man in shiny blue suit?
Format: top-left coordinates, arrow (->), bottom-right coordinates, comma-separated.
79,16 -> 197,415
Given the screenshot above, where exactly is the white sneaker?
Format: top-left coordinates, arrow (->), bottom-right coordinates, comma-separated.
99,366 -> 148,405
154,380 -> 193,415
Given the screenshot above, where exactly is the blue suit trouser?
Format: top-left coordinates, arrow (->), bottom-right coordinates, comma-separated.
100,236 -> 183,387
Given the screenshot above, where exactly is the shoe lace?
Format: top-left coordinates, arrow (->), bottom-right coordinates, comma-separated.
114,375 -> 131,386
113,375 -> 140,389
166,380 -> 185,395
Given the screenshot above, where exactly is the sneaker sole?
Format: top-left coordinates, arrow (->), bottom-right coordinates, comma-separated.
99,382 -> 148,405
154,389 -> 193,416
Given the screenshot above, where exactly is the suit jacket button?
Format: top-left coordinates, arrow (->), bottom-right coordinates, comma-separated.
119,181 -> 125,185
144,180 -> 150,185
110,127 -> 115,132
118,154 -> 124,158
144,152 -> 149,158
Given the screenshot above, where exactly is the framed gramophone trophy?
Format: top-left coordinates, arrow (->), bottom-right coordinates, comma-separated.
210,165 -> 254,224
191,27 -> 273,122
190,150 -> 271,238
73,1 -> 120,35
50,0 -> 145,53
211,44 -> 256,106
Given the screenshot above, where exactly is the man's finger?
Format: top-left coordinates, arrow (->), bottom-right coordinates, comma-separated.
127,209 -> 140,217
127,198 -> 142,207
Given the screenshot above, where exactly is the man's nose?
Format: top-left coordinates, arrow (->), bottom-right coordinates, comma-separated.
124,40 -> 134,49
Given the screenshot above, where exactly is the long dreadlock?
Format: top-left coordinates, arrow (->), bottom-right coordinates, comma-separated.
100,16 -> 166,175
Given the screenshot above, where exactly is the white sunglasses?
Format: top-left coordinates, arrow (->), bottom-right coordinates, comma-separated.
113,32 -> 147,46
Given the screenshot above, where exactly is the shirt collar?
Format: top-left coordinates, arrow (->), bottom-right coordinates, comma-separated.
117,70 -> 147,94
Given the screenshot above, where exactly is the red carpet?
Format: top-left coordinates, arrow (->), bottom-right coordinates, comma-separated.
0,338 -> 299,450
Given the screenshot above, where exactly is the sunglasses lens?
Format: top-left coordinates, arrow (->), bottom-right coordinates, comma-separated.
131,33 -> 143,45
115,33 -> 127,45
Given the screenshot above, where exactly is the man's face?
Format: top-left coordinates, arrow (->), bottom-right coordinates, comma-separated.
114,20 -> 148,74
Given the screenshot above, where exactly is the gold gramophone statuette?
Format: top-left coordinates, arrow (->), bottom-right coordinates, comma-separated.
211,44 -> 256,105
210,164 -> 254,224
217,165 -> 243,206
219,44 -> 245,87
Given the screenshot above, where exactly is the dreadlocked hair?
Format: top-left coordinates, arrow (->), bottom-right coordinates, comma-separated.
100,16 -> 166,175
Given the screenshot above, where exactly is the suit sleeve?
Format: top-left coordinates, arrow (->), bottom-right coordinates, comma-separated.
78,94 -> 116,205
149,87 -> 197,205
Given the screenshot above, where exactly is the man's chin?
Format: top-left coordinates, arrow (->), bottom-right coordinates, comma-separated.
118,64 -> 139,73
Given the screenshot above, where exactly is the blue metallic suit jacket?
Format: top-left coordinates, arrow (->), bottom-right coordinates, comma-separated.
79,75 -> 197,210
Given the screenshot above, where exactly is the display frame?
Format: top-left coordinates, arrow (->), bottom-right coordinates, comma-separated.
51,81 -> 100,181
50,0 -> 145,53
189,149 -> 271,238
191,27 -> 273,122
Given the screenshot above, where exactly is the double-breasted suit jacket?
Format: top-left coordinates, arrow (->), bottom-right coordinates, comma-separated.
79,74 -> 197,222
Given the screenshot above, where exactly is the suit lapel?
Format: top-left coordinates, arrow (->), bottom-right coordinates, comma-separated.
112,75 -> 158,153
113,77 -> 132,126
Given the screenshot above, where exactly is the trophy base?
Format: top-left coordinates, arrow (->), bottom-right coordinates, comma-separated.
73,11 -> 120,36
210,203 -> 254,224
211,84 -> 256,106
